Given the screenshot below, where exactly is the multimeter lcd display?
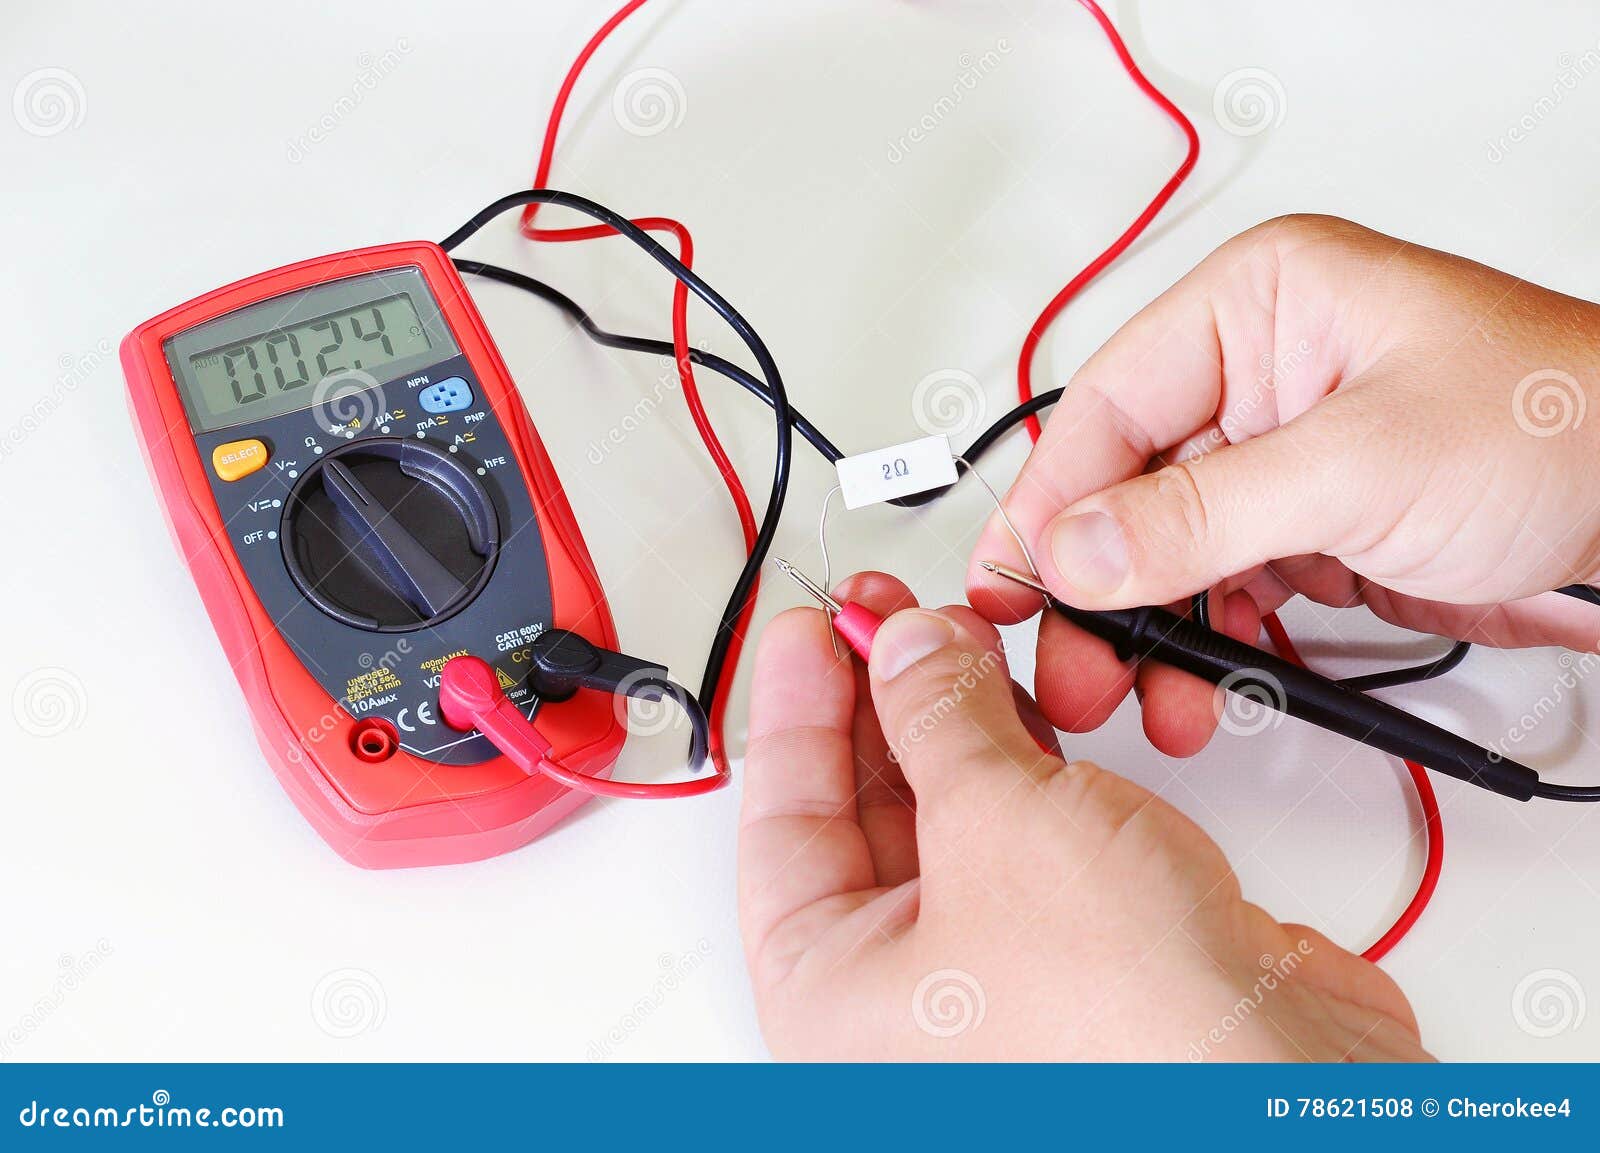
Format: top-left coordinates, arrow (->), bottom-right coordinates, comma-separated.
164,266 -> 459,432
188,294 -> 427,416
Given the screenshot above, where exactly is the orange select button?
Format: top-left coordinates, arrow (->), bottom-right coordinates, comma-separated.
212,438 -> 269,482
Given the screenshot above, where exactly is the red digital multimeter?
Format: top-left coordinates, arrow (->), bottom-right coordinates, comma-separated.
123,242 -> 626,868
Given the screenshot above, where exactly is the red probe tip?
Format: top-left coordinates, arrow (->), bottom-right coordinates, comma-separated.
772,557 -> 882,660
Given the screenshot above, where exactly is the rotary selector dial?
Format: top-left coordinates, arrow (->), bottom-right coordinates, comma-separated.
282,437 -> 500,632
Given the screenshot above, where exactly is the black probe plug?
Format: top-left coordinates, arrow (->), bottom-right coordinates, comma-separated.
980,562 -> 1539,802
523,629 -> 712,774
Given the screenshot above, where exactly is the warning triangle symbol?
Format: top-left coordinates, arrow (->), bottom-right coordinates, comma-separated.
496,667 -> 517,690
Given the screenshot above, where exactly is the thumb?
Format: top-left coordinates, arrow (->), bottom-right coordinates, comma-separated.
1038,409 -> 1373,609
867,609 -> 1052,811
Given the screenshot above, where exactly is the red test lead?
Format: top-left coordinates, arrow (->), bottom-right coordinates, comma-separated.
772,558 -> 882,659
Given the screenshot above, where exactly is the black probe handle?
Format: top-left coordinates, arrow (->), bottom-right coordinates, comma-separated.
1050,599 -> 1538,801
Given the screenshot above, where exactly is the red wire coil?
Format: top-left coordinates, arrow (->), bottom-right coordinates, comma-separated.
522,0 -> 1440,958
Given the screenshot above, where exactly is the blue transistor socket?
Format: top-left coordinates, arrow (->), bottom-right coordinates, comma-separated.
418,376 -> 474,414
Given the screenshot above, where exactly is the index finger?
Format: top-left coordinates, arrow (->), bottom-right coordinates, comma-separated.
965,219 -> 1299,622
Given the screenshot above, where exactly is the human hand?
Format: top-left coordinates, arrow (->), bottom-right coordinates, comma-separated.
738,572 -> 1429,1060
968,213 -> 1600,756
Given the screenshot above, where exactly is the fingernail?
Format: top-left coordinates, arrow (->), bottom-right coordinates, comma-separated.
873,611 -> 955,680
1050,511 -> 1129,595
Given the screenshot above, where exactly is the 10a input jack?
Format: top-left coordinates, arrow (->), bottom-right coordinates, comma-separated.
350,718 -> 399,763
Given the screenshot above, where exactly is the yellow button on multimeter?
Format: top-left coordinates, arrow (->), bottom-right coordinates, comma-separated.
211,438 -> 269,482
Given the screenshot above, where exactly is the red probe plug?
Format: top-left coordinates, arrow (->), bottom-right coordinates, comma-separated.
774,558 -> 1060,757
439,655 -> 555,768
439,654 -> 728,799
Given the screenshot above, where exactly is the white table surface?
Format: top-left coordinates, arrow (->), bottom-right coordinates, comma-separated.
6,0 -> 1600,1061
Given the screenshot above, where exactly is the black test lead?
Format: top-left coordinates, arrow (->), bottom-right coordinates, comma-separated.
977,561 -> 1562,803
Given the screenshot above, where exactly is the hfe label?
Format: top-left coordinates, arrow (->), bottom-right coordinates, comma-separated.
835,435 -> 958,510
